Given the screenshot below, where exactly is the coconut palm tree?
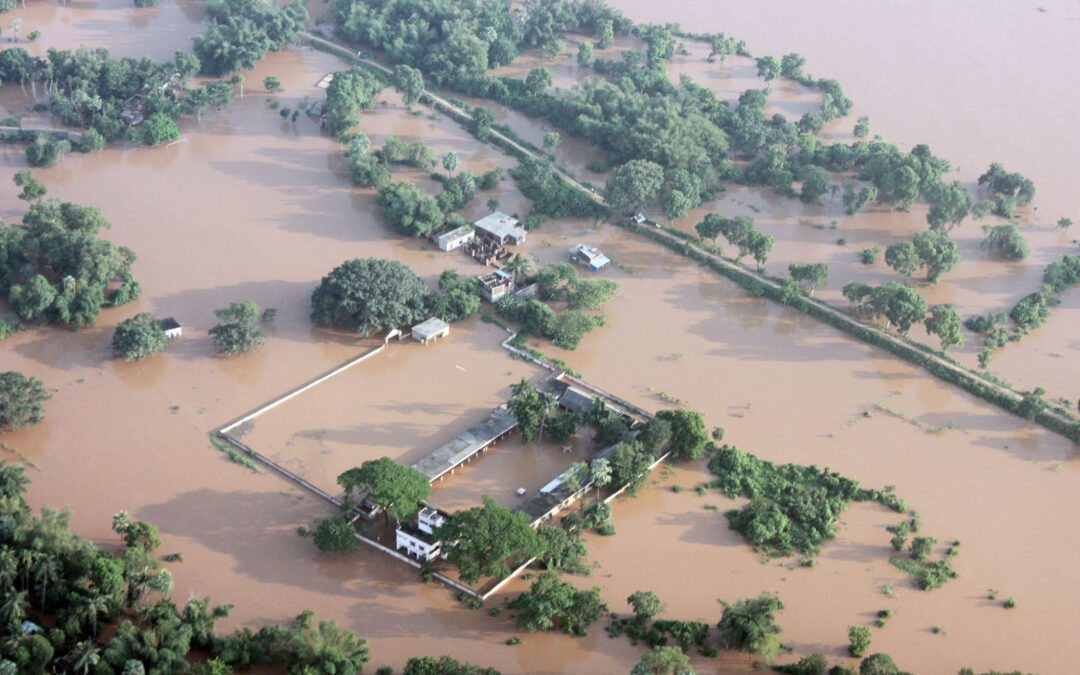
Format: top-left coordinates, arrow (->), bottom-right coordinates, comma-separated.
72,640 -> 101,674
504,253 -> 534,285
0,589 -> 28,630
78,594 -> 109,637
32,555 -> 60,611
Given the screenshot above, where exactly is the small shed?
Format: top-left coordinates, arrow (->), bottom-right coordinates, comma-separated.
411,317 -> 450,344
434,226 -> 474,252
159,317 -> 182,340
569,243 -> 611,271
474,211 -> 527,246
478,269 -> 515,303
633,212 -> 647,223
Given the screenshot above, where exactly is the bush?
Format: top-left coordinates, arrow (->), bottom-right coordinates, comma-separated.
847,625 -> 871,657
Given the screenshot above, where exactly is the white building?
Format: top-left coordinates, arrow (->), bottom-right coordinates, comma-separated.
434,226 -> 474,252
159,317 -> 182,340
411,317 -> 450,345
395,505 -> 449,561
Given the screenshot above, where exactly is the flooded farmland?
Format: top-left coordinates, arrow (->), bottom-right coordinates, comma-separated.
1,0 -> 1078,673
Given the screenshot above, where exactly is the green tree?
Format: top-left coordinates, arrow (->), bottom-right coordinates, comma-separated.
747,230 -> 775,269
717,592 -> 784,662
508,379 -> 551,444
631,646 -> 694,675
848,625 -> 872,657
79,128 -> 106,152
470,106 -> 496,141
909,536 -> 936,561
627,590 -> 662,625
590,457 -> 611,500
853,115 -> 870,138
605,159 -> 664,215
442,151 -> 459,176
577,41 -> 594,67
376,180 -> 444,237
653,409 -> 707,460
13,169 -> 46,201
209,301 -> 266,355
926,181 -> 972,231
310,258 -> 430,335
981,223 -> 1029,260
884,241 -> 919,277
755,56 -> 780,81
525,66 -> 553,95
435,495 -> 544,584
0,461 -> 30,502
112,313 -> 168,361
859,653 -> 900,675
869,283 -> 927,333
780,53 -> 805,79
392,64 -> 424,105
695,214 -> 723,244
799,167 -> 830,203
925,304 -> 963,351
142,112 -> 181,146
0,371 -> 50,432
25,133 -> 70,167
509,571 -> 607,636
542,132 -> 560,153
719,216 -> 756,261
325,67 -> 380,138
312,515 -> 358,554
912,229 -> 961,282
263,75 -> 282,92
337,458 -> 432,523
788,263 -> 829,297
402,655 -> 500,675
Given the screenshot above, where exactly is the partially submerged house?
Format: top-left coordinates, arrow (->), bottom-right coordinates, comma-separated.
159,317 -> 182,340
395,504 -> 449,561
411,317 -> 450,345
474,212 -> 526,246
433,226 -> 474,252
569,243 -> 611,272
477,269 -> 515,303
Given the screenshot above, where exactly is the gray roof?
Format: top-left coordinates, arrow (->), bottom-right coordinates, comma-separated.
159,317 -> 180,331
474,211 -> 526,241
411,405 -> 518,481
435,226 -> 473,243
558,387 -> 596,413
412,317 -> 449,340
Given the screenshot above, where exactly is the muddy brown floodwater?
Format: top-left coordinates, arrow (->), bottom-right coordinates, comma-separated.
1,2 -> 1078,673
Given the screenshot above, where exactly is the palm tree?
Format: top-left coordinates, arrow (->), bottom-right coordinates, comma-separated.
536,395 -> 557,444
504,253 -> 534,285
0,549 -> 17,593
33,555 -> 60,611
79,594 -> 109,637
591,458 -> 612,501
0,461 -> 31,501
72,640 -> 101,674
0,589 -> 28,629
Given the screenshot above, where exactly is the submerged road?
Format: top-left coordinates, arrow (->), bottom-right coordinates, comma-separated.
298,31 -> 1078,441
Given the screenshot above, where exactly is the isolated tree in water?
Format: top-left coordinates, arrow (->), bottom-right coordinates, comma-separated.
0,371 -> 50,432
111,313 -> 167,361
209,301 -> 268,355
310,258 -> 429,335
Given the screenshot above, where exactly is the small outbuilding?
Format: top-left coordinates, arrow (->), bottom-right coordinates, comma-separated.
474,211 -> 527,246
569,243 -> 611,271
434,226 -> 474,252
159,317 -> 182,340
411,317 -> 450,344
477,269 -> 515,303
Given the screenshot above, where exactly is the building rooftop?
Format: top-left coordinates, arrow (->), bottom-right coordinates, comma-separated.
159,317 -> 180,331
412,317 -> 450,341
478,269 -> 513,289
558,387 -> 596,413
435,226 -> 473,243
474,212 -> 526,241
411,405 -> 518,482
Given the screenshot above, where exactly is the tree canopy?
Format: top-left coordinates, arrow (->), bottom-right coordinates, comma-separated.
337,458 -> 432,522
311,258 -> 430,335
654,409 -> 707,460
112,313 -> 168,361
435,495 -> 544,584
717,592 -> 784,662
509,571 -> 607,636
0,371 -> 51,432
209,301 -> 268,355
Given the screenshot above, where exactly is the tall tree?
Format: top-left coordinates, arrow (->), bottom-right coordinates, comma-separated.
209,301 -> 266,355
310,258 -> 429,334
653,409 -> 707,460
112,313 -> 168,361
912,229 -> 961,282
925,304 -> 963,351
435,496 -> 544,584
337,458 -> 432,523
605,160 -> 664,215
717,592 -> 784,662
788,263 -> 829,297
392,64 -> 424,105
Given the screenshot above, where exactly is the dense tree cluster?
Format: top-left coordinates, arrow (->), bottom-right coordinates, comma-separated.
496,263 -> 617,349
193,0 -> 308,76
337,457 -> 432,522
112,313 -> 168,361
976,163 -> 1035,218
0,186 -> 139,330
324,67 -> 382,138
434,495 -> 544,584
508,571 -> 607,636
209,301 -> 272,355
310,258 -> 430,335
884,230 -> 961,283
0,371 -> 50,432
716,592 -> 784,662
694,214 -> 774,268
841,282 -> 928,335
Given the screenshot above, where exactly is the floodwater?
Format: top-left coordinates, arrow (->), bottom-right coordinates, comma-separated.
1,2 -> 1078,673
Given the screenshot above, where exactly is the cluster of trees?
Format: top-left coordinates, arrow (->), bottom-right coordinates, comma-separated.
0,461 -> 374,674
111,313 -> 168,361
337,457 -> 432,525
883,229 -> 961,282
694,213 -> 775,269
980,223 -> 1029,261
0,173 -> 140,330
333,0 -> 630,89
886,519 -> 959,590
495,262 -> 618,349
510,156 -> 603,220
193,0 -> 308,76
776,650 -> 912,675
509,571 -> 607,636
841,281 -> 962,348
210,301 -> 274,355
324,67 -> 382,138
976,163 -> 1035,218
0,371 -> 50,432
310,258 -> 480,336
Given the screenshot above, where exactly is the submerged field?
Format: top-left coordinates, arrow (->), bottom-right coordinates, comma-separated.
1,0 -> 1078,673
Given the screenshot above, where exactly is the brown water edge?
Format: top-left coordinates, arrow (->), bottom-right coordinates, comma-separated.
0,16 -> 1075,675
610,0 -> 1080,405
2,0 -> 205,62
